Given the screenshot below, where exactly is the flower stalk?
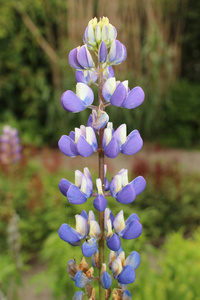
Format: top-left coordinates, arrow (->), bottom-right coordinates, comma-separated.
58,17 -> 146,300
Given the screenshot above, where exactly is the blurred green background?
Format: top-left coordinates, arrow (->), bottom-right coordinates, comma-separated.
0,0 -> 200,299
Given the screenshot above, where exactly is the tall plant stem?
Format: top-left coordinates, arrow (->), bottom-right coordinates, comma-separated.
98,67 -> 105,300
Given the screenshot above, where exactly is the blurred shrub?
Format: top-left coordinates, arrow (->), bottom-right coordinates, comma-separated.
131,155 -> 200,245
158,80 -> 200,148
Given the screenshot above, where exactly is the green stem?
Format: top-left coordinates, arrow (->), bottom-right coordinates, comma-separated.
98,68 -> 105,300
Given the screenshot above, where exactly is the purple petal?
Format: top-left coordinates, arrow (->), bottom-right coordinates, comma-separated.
75,271 -> 90,288
100,271 -> 112,289
58,223 -> 82,245
58,135 -> 78,157
61,91 -> 86,113
99,41 -> 107,63
123,86 -> 145,109
125,251 -> 140,269
68,48 -> 82,69
82,238 -> 98,257
59,178 -> 72,196
75,70 -> 87,84
130,176 -> 146,195
81,210 -> 88,221
77,45 -> 94,69
67,184 -> 87,204
116,184 -> 136,204
73,291 -> 84,300
106,233 -> 121,251
104,177 -> 110,191
117,265 -> 135,284
87,114 -> 93,127
108,66 -> 115,78
121,220 -> 142,239
77,135 -> 94,157
93,194 -> 107,212
104,137 -> 120,158
125,213 -> 140,226
69,131 -> 75,140
121,132 -> 143,155
110,83 -> 127,107
122,290 -> 132,300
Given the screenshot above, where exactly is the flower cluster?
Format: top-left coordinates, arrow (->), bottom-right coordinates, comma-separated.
58,17 -> 146,299
0,125 -> 21,164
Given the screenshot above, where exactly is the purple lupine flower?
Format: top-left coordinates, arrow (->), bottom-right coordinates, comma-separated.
105,209 -> 142,251
102,77 -> 145,108
68,45 -> 94,70
110,250 -> 140,285
108,40 -> 127,65
87,109 -> 109,131
103,123 -> 143,158
75,69 -> 98,85
59,167 -> 93,204
61,82 -> 94,113
110,168 -> 146,204
0,125 -> 21,164
59,210 -> 101,257
58,125 -> 97,157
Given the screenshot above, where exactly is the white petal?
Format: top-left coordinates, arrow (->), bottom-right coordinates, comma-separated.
118,169 -> 129,187
113,210 -> 125,234
112,257 -> 123,276
89,220 -> 101,239
75,170 -> 84,188
75,128 -> 82,143
104,128 -> 112,146
76,83 -> 90,101
114,124 -> 127,146
106,219 -> 113,237
88,210 -> 96,224
75,215 -> 88,237
96,178 -> 103,195
80,176 -> 87,194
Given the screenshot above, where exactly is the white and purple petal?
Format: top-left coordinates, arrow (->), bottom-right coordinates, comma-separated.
77,45 -> 94,69
125,251 -> 140,269
102,77 -> 116,102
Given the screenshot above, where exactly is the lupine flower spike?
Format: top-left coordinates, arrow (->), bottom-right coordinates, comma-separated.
58,17 -> 146,299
